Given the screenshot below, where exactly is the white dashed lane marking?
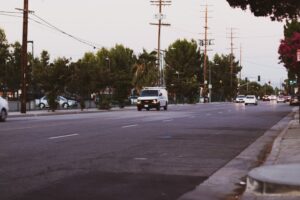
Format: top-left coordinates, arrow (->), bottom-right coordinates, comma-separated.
48,133 -> 79,140
122,124 -> 138,128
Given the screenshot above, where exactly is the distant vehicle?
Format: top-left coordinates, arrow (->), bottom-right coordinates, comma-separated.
35,96 -> 78,109
262,95 -> 270,101
276,95 -> 285,103
269,95 -> 277,101
289,95 -> 300,106
137,87 -> 168,111
283,95 -> 291,102
0,96 -> 9,122
128,96 -> 138,105
244,95 -> 258,106
235,95 -> 246,103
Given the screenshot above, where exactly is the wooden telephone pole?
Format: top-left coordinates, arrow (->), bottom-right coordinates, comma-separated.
21,0 -> 29,113
150,0 -> 171,86
199,5 -> 214,102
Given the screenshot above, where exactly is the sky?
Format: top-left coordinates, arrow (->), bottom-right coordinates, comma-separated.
0,0 -> 287,87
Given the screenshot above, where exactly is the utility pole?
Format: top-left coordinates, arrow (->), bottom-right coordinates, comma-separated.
238,44 -> 242,94
227,28 -> 237,97
199,5 -> 213,102
21,0 -> 29,113
230,28 -> 234,88
203,5 -> 208,100
150,0 -> 171,86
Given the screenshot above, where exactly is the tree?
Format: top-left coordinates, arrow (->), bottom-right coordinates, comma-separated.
210,54 -> 241,101
278,32 -> 300,82
68,60 -> 92,110
279,20 -> 300,94
284,20 -> 300,38
0,28 -> 10,96
33,52 -> 71,111
165,39 -> 202,103
110,45 -> 136,108
132,49 -> 158,92
226,0 -> 300,21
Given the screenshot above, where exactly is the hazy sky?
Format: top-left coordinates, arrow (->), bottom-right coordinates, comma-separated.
0,0 -> 287,87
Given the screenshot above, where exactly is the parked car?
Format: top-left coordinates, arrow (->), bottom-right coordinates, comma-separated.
276,95 -> 285,103
35,96 -> 78,109
137,87 -> 168,111
0,96 -> 9,122
289,95 -> 300,106
235,95 -> 246,103
244,95 -> 258,105
128,95 -> 138,105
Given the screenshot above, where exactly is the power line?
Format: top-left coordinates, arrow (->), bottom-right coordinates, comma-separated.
31,13 -> 100,49
0,13 -> 23,19
0,9 -> 104,50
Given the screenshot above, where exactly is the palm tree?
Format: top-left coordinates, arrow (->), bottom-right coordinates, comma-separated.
132,50 -> 158,92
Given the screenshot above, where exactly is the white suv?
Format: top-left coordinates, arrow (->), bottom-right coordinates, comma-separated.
137,87 -> 168,111
0,96 -> 9,122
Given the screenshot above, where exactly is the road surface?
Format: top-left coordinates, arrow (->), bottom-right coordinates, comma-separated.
0,102 -> 293,200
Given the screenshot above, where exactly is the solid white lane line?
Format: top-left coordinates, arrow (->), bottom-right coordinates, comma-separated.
49,133 -> 79,140
163,119 -> 173,122
122,124 -> 138,128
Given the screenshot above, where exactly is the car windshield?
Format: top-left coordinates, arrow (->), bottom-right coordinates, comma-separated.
247,96 -> 254,99
140,90 -> 159,97
237,95 -> 245,98
59,96 -> 67,101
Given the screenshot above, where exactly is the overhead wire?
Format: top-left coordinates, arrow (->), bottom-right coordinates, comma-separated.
0,10 -> 103,50
0,10 -> 23,19
30,13 -> 101,49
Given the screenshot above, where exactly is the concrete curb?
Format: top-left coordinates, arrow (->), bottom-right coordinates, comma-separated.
243,107 -> 300,197
246,164 -> 300,196
7,107 -> 136,119
178,111 -> 294,200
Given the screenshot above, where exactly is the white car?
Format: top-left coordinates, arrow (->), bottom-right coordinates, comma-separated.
244,95 -> 258,105
35,96 -> 78,109
128,96 -> 138,105
269,95 -> 277,101
0,96 -> 9,122
276,95 -> 285,103
235,95 -> 246,103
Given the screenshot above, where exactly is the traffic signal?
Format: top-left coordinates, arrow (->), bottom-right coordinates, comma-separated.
245,77 -> 248,82
258,75 -> 261,82
289,80 -> 297,85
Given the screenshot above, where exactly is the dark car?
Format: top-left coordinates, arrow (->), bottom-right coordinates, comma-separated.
289,95 -> 300,106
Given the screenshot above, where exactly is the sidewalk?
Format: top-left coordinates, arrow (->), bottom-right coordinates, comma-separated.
179,108 -> 299,200
242,108 -> 300,200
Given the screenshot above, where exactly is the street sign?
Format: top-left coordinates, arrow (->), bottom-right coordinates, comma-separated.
154,13 -> 166,20
297,49 -> 300,62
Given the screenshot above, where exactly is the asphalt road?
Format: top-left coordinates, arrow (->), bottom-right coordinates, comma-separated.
0,102 -> 293,200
